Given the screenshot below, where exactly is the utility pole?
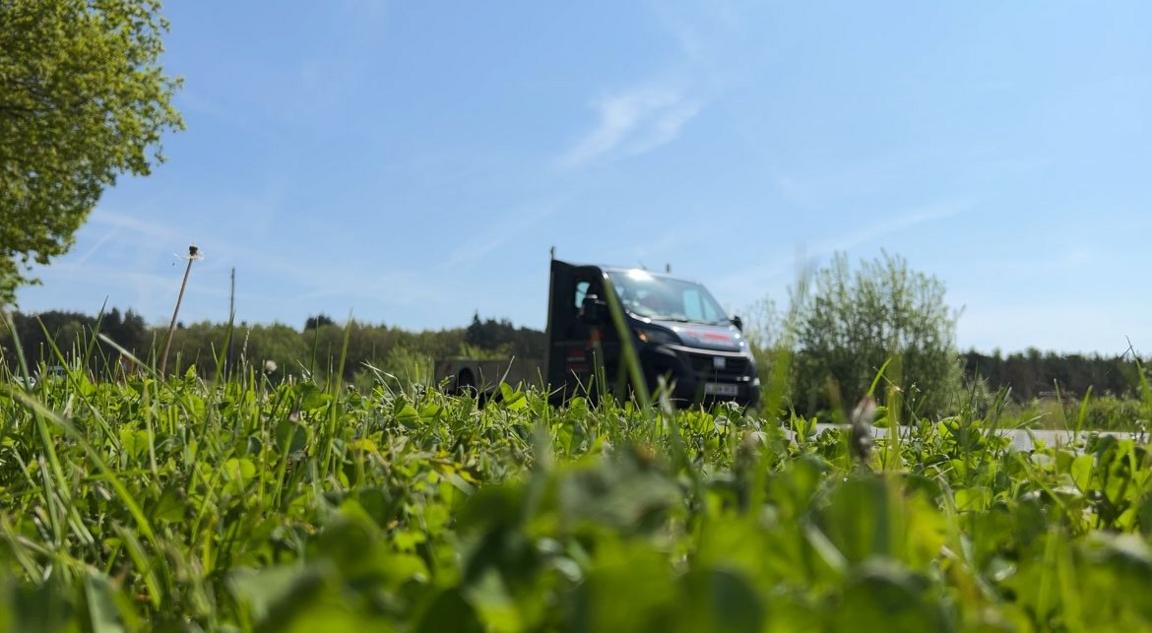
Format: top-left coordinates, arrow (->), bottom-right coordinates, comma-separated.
229,267 -> 236,323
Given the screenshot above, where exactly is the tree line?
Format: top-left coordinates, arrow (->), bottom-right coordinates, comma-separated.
0,310 -> 544,386
962,349 -> 1143,400
1,305 -> 1144,404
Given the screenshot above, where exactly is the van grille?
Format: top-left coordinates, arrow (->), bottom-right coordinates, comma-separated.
687,353 -> 749,380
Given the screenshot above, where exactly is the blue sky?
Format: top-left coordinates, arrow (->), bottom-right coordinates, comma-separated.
17,1 -> 1151,353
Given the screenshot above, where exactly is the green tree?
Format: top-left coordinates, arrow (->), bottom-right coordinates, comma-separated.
304,313 -> 336,330
791,252 -> 962,419
0,0 -> 183,304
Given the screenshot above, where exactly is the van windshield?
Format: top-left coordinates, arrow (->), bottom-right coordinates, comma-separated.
607,269 -> 729,325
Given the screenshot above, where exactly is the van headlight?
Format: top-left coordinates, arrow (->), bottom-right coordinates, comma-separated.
635,326 -> 679,345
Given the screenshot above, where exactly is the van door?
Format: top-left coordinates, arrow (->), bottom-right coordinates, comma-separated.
546,263 -> 619,402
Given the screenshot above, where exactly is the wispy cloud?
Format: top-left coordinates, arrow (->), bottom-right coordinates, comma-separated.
88,209 -> 180,241
72,230 -> 120,266
438,201 -> 561,269
809,202 -> 967,255
711,201 -> 969,301
552,1 -> 761,171
556,87 -> 702,169
647,0 -> 745,64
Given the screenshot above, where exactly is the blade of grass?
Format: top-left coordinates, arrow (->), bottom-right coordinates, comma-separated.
600,275 -> 650,410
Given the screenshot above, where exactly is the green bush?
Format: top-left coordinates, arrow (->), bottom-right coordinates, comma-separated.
790,252 -> 962,421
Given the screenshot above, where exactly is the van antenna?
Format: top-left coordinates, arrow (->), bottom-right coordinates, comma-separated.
549,246 -> 555,260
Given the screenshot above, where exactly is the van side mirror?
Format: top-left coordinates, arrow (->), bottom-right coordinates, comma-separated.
731,315 -> 744,331
580,294 -> 607,324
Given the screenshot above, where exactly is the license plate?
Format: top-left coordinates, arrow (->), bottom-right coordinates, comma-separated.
704,382 -> 739,397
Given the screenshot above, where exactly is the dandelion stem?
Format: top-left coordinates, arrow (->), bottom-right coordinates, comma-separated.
160,245 -> 198,376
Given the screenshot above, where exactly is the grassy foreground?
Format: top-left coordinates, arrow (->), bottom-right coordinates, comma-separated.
0,364 -> 1150,632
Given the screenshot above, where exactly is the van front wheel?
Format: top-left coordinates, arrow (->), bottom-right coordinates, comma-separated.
456,369 -> 477,397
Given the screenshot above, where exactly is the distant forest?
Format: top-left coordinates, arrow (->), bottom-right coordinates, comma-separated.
0,310 -> 545,384
960,349 -> 1143,400
0,308 -> 1145,401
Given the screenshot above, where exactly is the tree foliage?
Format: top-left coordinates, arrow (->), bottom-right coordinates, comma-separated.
0,0 -> 183,303
465,312 -> 547,360
791,252 -> 962,418
304,313 -> 336,330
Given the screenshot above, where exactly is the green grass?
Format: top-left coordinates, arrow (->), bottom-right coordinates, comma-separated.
0,322 -> 1151,631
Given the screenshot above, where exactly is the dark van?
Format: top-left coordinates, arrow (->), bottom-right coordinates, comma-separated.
435,259 -> 760,408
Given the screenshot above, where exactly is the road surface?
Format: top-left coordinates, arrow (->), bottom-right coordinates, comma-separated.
805,424 -> 1146,451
